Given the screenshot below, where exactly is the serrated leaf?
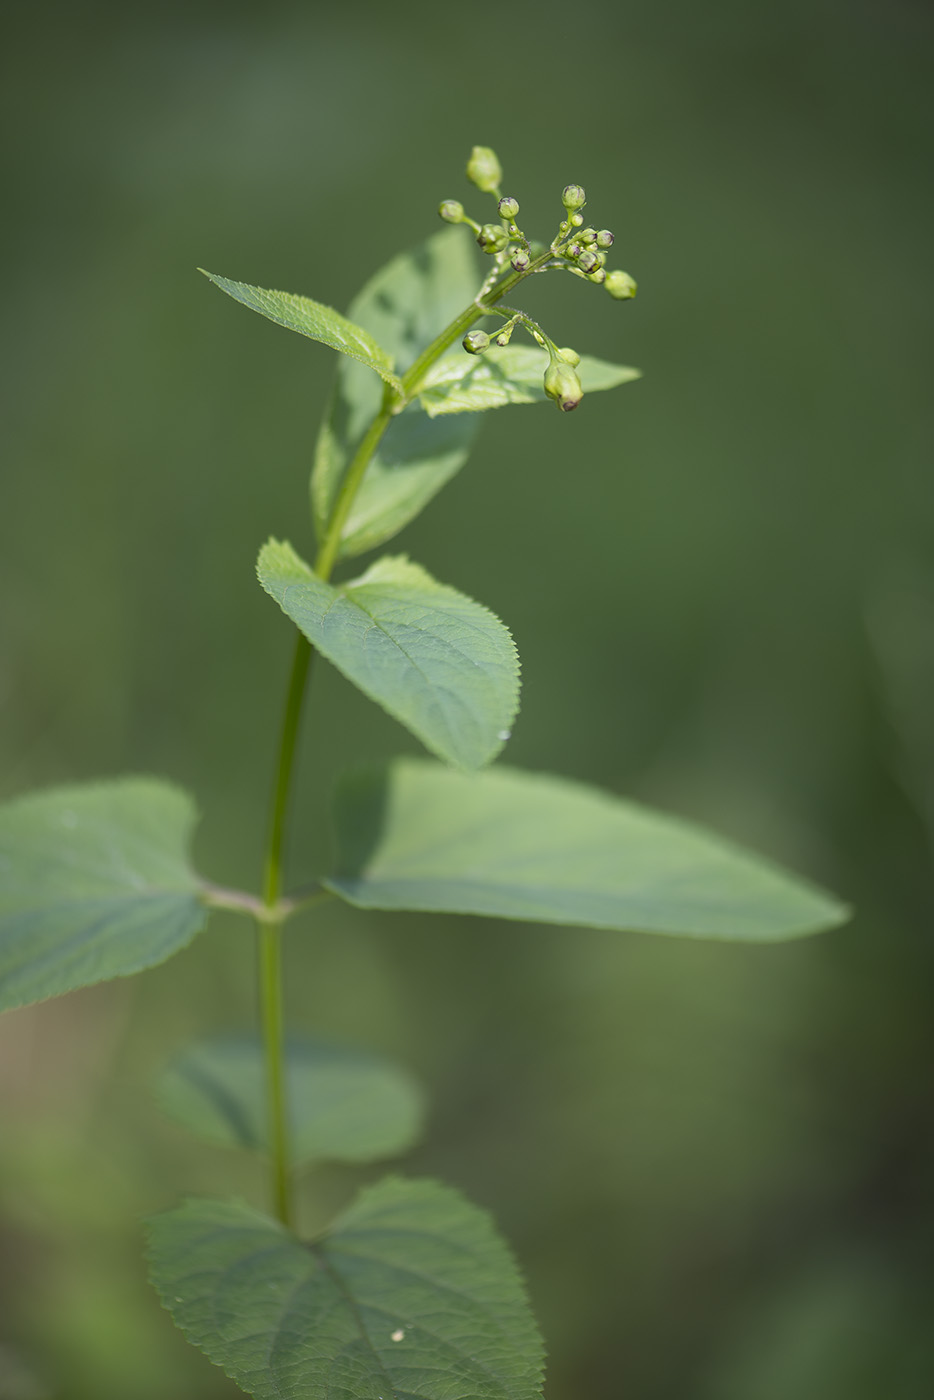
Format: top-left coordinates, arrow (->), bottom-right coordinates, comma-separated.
157,1034 -> 425,1165
324,760 -> 849,942
147,1178 -> 545,1400
311,228 -> 481,560
0,779 -> 207,1012
257,541 -> 520,770
200,271 -> 403,395
418,344 -> 641,417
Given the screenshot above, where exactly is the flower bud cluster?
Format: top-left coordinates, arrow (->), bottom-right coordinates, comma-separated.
551,183 -> 636,299
441,148 -> 639,411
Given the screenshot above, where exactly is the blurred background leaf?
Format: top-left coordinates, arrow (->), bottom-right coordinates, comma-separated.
1,1 -> 932,1397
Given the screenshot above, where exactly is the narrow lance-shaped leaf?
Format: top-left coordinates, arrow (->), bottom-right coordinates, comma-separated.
0,779 -> 208,1013
200,270 -> 403,396
418,344 -> 641,417
157,1034 -> 425,1166
148,1178 -> 545,1400
311,227 -> 482,560
324,759 -> 850,942
257,540 -> 520,770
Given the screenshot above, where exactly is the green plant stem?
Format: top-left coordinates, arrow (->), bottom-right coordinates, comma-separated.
254,246 -> 549,1228
256,634 -> 314,1229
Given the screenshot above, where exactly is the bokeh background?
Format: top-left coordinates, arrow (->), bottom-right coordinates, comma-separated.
2,0 -> 933,1395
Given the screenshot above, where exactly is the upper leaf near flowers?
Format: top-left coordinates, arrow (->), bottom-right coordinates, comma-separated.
199,271 -> 404,396
311,227 -> 482,560
417,343 -> 641,417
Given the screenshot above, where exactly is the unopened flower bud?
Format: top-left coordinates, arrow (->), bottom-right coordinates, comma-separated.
544,359 -> 584,411
566,243 -> 583,260
463,329 -> 491,354
593,250 -> 607,268
578,227 -> 597,245
605,270 -> 637,300
596,229 -> 615,248
562,184 -> 586,210
498,196 -> 519,219
477,223 -> 509,254
543,355 -> 579,408
511,248 -> 531,272
571,213 -> 584,226
587,267 -> 607,284
577,249 -> 599,273
438,199 -> 464,223
467,146 -> 503,193
557,347 -> 581,366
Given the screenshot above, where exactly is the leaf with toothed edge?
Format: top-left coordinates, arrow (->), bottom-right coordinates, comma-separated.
147,1177 -> 546,1400
200,271 -> 403,395
257,540 -> 520,771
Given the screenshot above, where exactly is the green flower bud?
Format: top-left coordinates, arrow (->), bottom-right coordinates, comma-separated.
566,242 -> 583,260
498,195 -> 519,219
467,146 -> 503,193
596,229 -> 615,248
557,347 -> 581,366
438,199 -> 464,223
463,329 -> 491,354
577,249 -> 599,273
562,184 -> 586,210
605,270 -> 637,300
578,227 -> 597,245
587,267 -> 607,284
593,249 -> 607,267
511,247 -> 531,272
544,359 -> 584,411
477,223 -> 509,254
571,213 -> 584,226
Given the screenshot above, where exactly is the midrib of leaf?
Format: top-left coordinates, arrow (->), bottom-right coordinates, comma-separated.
306,1243 -> 399,1397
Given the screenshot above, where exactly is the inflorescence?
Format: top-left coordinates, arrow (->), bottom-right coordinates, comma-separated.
438,146 -> 637,411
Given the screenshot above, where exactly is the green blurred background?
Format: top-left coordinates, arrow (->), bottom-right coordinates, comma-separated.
2,0 -> 933,1395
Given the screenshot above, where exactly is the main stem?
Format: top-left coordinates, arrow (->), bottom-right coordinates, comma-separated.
256,247 -> 544,1228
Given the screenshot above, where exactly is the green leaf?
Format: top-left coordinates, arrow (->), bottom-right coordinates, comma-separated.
200,270 -> 403,396
311,227 -> 481,560
418,344 -> 641,417
324,760 -> 849,942
147,1178 -> 545,1400
257,541 -> 520,770
0,779 -> 207,1013
157,1035 -> 425,1165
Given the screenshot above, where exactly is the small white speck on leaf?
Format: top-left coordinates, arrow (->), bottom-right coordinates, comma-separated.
391,1328 -> 405,1342
497,729 -> 511,742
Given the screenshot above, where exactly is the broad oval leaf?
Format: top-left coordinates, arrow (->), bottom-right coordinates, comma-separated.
324,760 -> 849,942
200,270 -> 403,396
418,344 -> 641,417
148,1178 -> 545,1400
158,1034 -> 425,1166
311,227 -> 481,560
0,779 -> 207,1012
257,541 -> 520,770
